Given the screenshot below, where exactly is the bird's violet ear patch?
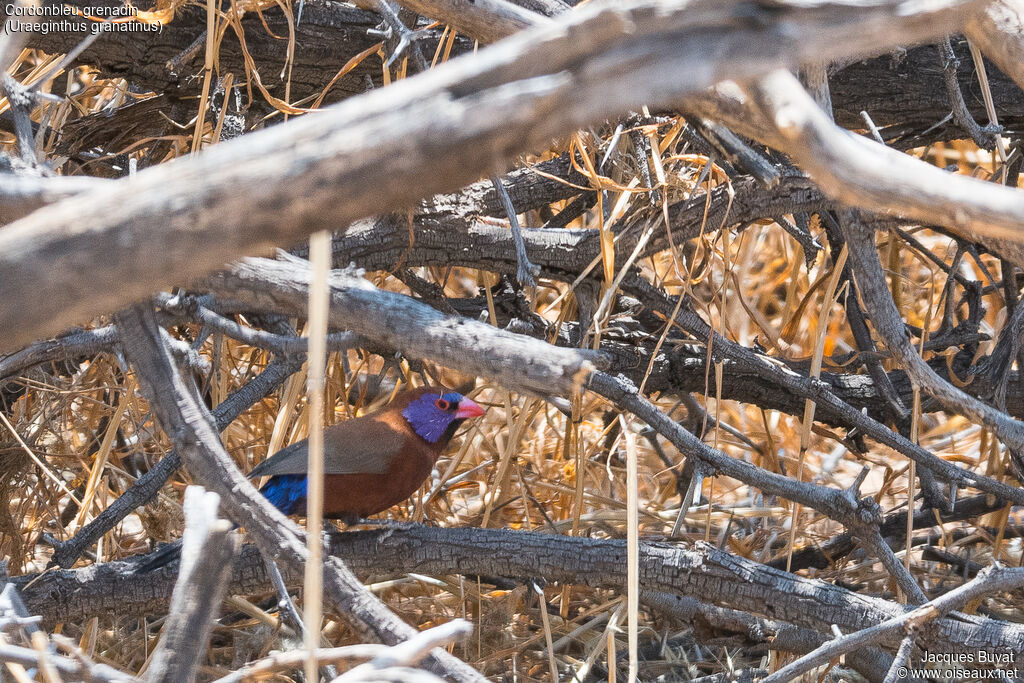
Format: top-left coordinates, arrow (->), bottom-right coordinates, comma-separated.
403,393 -> 455,443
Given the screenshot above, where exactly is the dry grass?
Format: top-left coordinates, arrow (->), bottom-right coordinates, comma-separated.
1,20 -> 1023,683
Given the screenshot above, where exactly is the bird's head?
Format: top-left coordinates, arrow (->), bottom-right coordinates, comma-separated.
401,388 -> 485,445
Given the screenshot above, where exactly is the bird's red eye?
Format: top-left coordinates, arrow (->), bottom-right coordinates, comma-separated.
435,398 -> 451,411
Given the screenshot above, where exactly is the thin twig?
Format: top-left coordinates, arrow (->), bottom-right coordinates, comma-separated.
491,175 -> 539,287
759,564 -> 1024,683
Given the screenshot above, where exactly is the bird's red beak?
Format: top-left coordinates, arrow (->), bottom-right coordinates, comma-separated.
455,398 -> 485,419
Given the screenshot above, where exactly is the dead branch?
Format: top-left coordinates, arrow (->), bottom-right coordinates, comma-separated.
642,592 -> 892,680
744,68 -> 1024,264
15,526 -> 1024,655
202,257 -> 600,396
113,304 -> 486,682
392,0 -> 548,43
213,620 -> 471,683
0,0 -> 979,354
0,174 -> 108,224
966,0 -> 1024,90
0,585 -> 133,681
26,0 -> 388,102
144,486 -> 237,683
760,564 -> 1024,682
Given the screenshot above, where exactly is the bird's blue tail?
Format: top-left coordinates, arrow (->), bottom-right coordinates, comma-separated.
258,474 -> 307,516
131,474 -> 308,573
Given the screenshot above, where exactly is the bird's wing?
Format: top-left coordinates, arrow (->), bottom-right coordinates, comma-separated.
247,418 -> 407,478
247,439 -> 308,479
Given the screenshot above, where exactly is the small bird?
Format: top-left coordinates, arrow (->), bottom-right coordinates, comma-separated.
133,385 -> 484,571
253,385 -> 484,521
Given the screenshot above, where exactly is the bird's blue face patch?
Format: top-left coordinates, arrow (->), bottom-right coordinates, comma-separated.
259,474 -> 307,516
402,392 -> 464,443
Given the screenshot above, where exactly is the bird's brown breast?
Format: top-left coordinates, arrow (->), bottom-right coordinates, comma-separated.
321,439 -> 437,519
